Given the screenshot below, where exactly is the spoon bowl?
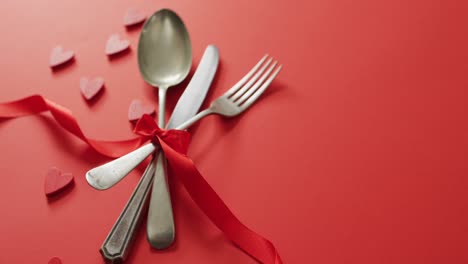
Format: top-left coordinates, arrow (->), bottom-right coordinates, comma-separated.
138,9 -> 192,91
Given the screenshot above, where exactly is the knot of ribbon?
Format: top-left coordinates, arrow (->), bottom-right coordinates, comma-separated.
0,95 -> 283,264
133,114 -> 190,156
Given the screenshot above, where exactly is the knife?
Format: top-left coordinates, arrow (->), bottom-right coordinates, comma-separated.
100,45 -> 219,262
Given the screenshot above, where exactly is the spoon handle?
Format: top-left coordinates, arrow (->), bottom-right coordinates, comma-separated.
158,88 -> 167,128
100,155 -> 157,263
147,151 -> 175,248
146,85 -> 176,248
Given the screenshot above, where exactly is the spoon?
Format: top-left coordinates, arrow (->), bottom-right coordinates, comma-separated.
138,9 -> 192,127
138,9 -> 192,248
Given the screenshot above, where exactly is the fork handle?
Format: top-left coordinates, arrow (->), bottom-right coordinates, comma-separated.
175,108 -> 214,130
100,154 -> 157,263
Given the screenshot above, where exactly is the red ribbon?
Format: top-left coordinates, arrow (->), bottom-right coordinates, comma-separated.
0,95 -> 282,263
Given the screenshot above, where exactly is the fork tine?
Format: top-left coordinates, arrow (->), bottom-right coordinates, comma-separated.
236,60 -> 278,105
230,58 -> 273,101
224,55 -> 269,98
240,64 -> 282,110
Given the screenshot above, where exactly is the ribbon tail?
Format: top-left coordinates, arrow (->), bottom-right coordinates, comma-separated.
0,95 -> 145,158
159,139 -> 283,264
0,95 -> 48,117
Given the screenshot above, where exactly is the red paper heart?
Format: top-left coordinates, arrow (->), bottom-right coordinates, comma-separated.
124,8 -> 146,26
105,34 -> 130,55
49,46 -> 74,67
80,77 -> 104,100
128,99 -> 155,121
48,257 -> 62,264
44,167 -> 74,196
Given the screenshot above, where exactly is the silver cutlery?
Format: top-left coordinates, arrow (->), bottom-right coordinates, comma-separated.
87,54 -> 281,190
100,45 -> 219,262
95,54 -> 281,260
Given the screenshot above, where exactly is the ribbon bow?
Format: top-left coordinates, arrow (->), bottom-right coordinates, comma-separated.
133,114 -> 190,155
0,95 -> 283,264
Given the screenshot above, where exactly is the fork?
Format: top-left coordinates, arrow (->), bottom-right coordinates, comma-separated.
86,55 -> 282,191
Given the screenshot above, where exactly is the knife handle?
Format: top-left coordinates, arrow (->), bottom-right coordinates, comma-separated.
100,154 -> 157,263
146,152 -> 175,249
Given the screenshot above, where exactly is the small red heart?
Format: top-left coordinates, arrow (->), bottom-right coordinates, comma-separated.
124,8 -> 146,27
44,167 -> 74,196
128,99 -> 155,121
80,77 -> 104,100
105,34 -> 130,55
49,46 -> 74,67
48,257 -> 62,264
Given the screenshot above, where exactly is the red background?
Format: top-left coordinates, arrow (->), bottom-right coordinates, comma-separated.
0,0 -> 467,263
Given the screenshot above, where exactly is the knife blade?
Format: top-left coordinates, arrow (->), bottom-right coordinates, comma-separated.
100,45 -> 219,262
166,45 -> 219,129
